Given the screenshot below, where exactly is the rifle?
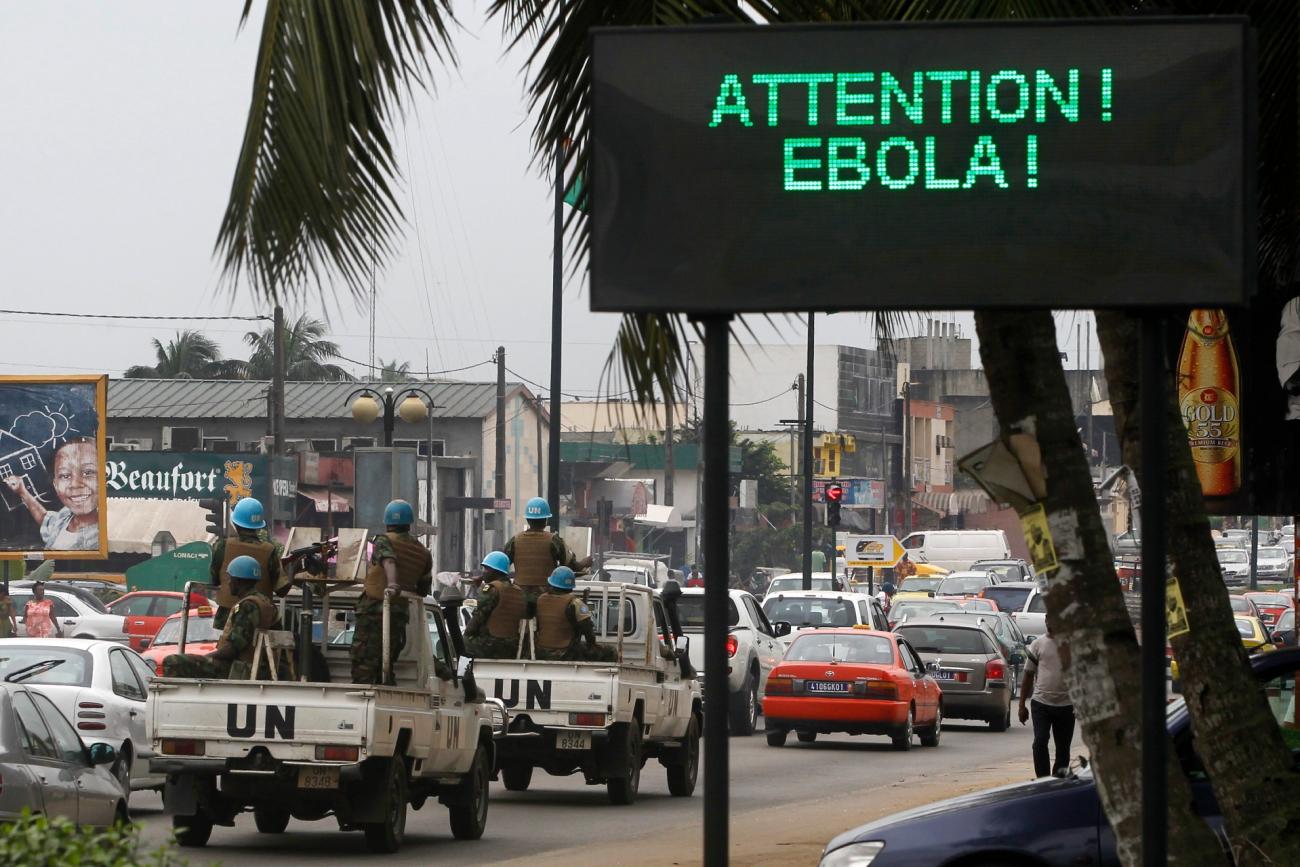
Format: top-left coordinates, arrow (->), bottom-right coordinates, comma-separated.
283,539 -> 338,578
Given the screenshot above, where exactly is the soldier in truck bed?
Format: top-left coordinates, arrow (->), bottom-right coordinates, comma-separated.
465,550 -> 527,659
350,500 -> 433,685
535,567 -> 617,662
209,497 -> 287,630
164,555 -> 279,680
504,497 -> 590,591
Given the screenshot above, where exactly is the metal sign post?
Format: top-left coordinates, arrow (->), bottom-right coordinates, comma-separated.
1140,315 -> 1168,865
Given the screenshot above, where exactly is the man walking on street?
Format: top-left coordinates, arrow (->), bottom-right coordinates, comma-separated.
1018,628 -> 1075,778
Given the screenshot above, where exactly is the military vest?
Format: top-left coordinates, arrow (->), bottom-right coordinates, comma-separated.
363,533 -> 432,601
485,580 -> 526,639
217,537 -> 277,608
536,593 -> 579,651
512,530 -> 557,587
217,592 -> 278,669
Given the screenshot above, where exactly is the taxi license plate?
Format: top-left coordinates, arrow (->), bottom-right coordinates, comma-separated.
807,680 -> 849,693
557,731 -> 592,751
935,670 -> 963,682
298,766 -> 340,789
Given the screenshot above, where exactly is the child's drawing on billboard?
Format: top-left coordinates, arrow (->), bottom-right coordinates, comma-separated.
0,377 -> 107,557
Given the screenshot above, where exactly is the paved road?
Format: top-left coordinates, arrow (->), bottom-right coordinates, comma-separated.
134,717 -> 1037,865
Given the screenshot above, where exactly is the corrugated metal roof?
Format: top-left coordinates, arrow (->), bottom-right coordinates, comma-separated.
108,379 -> 532,420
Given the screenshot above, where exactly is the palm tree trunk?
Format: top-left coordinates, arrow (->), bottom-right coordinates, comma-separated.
975,309 -> 1221,867
1096,310 -> 1300,865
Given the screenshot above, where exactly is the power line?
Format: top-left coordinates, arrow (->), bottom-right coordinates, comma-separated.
731,387 -> 796,407
504,365 -> 636,401
0,309 -> 270,322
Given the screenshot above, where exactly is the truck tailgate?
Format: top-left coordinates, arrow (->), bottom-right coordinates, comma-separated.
473,660 -> 617,726
148,679 -> 370,762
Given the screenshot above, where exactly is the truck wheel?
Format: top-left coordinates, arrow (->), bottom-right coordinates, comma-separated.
729,673 -> 758,736
254,805 -> 291,834
363,758 -> 408,853
501,764 -> 533,792
448,744 -> 491,840
666,716 -> 699,797
173,812 -> 213,848
607,722 -> 643,805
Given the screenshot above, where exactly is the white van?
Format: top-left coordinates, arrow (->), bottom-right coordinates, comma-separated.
899,530 -> 1011,572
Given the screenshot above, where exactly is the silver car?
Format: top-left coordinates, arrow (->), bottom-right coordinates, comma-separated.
0,677 -> 126,824
895,619 -> 1014,731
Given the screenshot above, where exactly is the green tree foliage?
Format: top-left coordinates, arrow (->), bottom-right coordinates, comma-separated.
0,810 -> 184,866
244,314 -> 350,381
378,358 -> 413,382
123,330 -> 244,379
738,438 -> 791,506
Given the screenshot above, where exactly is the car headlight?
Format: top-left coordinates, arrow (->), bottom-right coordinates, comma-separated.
820,842 -> 885,867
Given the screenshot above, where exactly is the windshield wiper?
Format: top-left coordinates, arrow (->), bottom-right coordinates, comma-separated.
6,659 -> 66,683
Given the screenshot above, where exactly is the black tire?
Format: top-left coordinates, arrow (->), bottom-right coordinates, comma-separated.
990,702 -> 1011,732
607,722 -> 643,805
173,812 -> 213,848
666,717 -> 700,797
112,748 -> 132,795
765,728 -> 787,747
114,802 -> 130,826
796,731 -> 817,744
729,672 -> 758,736
501,763 -> 533,792
448,745 -> 490,840
919,703 -> 943,748
363,758 -> 409,854
254,805 -> 291,834
891,708 -> 914,751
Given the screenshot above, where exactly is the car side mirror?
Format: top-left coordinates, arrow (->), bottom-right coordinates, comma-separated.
139,638 -> 151,650
772,621 -> 792,638
927,591 -> 935,597
89,742 -> 117,766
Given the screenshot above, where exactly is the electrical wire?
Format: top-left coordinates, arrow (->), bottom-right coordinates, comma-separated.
0,309 -> 270,321
731,387 -> 796,407
504,365 -> 636,401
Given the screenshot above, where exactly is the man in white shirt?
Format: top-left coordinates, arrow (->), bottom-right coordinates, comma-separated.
1018,629 -> 1075,777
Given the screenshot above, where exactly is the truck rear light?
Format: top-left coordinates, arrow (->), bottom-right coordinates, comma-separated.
314,745 -> 359,761
725,635 -> 739,658
853,679 -> 898,699
986,659 -> 1006,683
161,739 -> 205,756
765,675 -> 795,695
568,713 -> 606,727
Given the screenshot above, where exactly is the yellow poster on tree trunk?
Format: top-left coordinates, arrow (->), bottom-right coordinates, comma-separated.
1167,576 -> 1190,639
1020,504 -> 1059,576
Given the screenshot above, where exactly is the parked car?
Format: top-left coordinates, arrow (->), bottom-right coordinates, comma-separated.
887,599 -> 960,629
139,609 -> 220,675
979,580 -> 1038,615
1228,594 -> 1264,621
0,681 -> 127,824
934,571 -> 1001,598
0,639 -> 160,799
762,591 -> 889,652
952,597 -> 999,613
922,611 -> 1029,697
1012,587 -> 1049,641
1254,547 -> 1292,581
108,590 -> 209,652
1171,616 -> 1276,687
764,629 -> 943,750
13,580 -> 116,614
893,576 -> 944,600
1272,608 -> 1296,647
9,587 -> 127,642
30,579 -> 126,606
1217,548 -> 1251,585
1219,528 -> 1252,548
969,558 -> 1036,583
764,573 -> 844,600
898,530 -> 1010,573
1243,591 -> 1293,628
894,619 -> 1013,730
819,647 -> 1300,867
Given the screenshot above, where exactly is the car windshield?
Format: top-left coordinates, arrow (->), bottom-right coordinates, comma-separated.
982,586 -> 1033,612
602,568 -> 652,586
896,625 -> 993,655
890,600 -> 958,622
676,596 -> 739,630
899,577 -> 942,593
0,646 -> 93,686
1258,548 -> 1288,561
975,564 -> 1020,581
1277,610 -> 1295,630
1235,618 -> 1256,638
769,577 -> 837,595
786,633 -> 895,664
1230,596 -> 1251,612
1251,593 -> 1291,606
937,575 -> 988,595
959,598 -> 997,612
1219,550 -> 1249,564
152,616 -> 220,646
942,613 -> 1011,644
763,597 -> 857,628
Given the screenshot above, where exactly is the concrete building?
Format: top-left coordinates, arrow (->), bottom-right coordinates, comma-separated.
558,400 -> 690,444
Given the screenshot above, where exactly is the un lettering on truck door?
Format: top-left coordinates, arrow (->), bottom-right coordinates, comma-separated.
492,678 -> 552,710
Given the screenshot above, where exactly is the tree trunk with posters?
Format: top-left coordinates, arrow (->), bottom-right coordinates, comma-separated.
975,309 -> 1220,867
1097,310 -> 1300,866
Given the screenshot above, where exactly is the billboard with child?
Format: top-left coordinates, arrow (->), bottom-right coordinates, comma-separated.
0,376 -> 108,558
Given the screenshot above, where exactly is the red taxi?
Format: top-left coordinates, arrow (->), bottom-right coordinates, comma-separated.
764,628 -> 942,751
109,589 -> 211,652
1243,592 -> 1294,629
140,608 -> 220,675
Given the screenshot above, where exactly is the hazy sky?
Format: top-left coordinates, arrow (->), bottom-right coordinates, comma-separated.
0,2 -> 1095,418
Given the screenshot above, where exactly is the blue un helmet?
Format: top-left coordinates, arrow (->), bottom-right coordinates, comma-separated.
230,497 -> 266,530
227,555 -> 262,583
384,499 -> 415,527
524,497 -> 552,521
481,551 -> 511,576
548,566 -> 576,591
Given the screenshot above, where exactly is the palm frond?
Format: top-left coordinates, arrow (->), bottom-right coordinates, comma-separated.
217,0 -> 458,305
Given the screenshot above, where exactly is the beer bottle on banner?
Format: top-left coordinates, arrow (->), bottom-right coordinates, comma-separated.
1176,309 -> 1242,497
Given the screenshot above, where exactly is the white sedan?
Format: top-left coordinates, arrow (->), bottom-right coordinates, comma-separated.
11,587 -> 128,642
0,639 -> 161,800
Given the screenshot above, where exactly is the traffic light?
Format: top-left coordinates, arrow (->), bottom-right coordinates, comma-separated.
826,482 -> 844,527
199,498 -> 226,538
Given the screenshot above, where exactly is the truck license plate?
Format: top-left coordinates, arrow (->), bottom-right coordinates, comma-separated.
298,766 -> 340,789
556,731 -> 592,751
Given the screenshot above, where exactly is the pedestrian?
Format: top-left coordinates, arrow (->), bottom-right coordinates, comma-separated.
875,582 -> 897,616
163,556 -> 278,680
503,498 -> 589,591
686,565 -> 703,588
23,581 -> 63,639
350,500 -> 433,685
895,553 -> 917,581
0,585 -> 17,638
210,497 -> 286,629
1018,628 -> 1076,778
535,567 -> 617,662
464,551 -> 527,659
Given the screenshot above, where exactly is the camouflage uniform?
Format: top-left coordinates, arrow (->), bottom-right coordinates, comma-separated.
211,530 -> 287,629
464,578 -> 543,659
164,589 -> 278,679
350,533 -> 431,685
536,589 -> 618,663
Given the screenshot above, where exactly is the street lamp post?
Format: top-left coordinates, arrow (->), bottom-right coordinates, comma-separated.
346,386 -> 440,507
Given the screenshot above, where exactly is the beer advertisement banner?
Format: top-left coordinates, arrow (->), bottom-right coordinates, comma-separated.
104,452 -> 270,505
0,375 -> 108,558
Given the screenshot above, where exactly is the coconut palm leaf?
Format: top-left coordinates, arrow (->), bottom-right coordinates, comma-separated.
245,314 -> 353,380
124,331 -> 238,379
216,0 -> 457,304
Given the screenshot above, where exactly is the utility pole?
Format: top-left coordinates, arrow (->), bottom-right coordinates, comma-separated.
903,381 -> 913,535
546,2 -> 566,532
1086,320 -> 1095,475
495,346 -> 507,549
802,314 -> 815,591
272,304 -> 286,455
794,374 -> 804,508
664,390 -> 675,507
534,395 -> 545,498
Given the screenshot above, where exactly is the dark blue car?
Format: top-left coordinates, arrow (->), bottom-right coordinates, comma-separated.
819,648 -> 1300,867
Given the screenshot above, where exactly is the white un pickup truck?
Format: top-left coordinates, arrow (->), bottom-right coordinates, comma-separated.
472,581 -> 702,804
146,589 -> 507,854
